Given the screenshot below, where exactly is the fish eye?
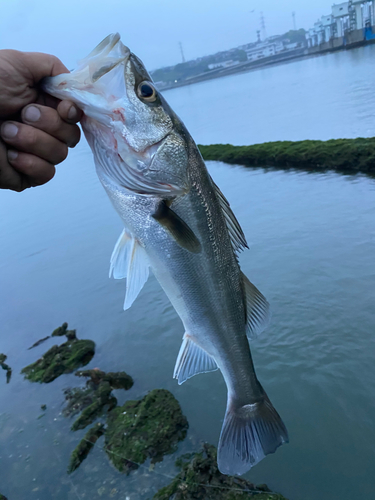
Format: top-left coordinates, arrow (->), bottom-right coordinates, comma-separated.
137,82 -> 157,102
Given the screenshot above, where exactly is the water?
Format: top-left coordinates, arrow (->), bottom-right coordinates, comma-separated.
1,47 -> 375,499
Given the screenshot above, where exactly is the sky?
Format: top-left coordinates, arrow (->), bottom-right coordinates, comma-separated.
0,0 -> 334,70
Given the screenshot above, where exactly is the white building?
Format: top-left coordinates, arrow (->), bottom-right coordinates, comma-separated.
208,60 -> 239,70
332,2 -> 349,37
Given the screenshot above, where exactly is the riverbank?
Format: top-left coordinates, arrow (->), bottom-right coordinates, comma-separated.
198,138 -> 375,175
161,29 -> 375,92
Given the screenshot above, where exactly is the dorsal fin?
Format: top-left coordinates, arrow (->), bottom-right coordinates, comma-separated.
242,272 -> 271,339
212,179 -> 248,254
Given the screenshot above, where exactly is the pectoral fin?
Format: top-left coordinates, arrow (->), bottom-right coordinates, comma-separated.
173,334 -> 218,385
152,201 -> 201,254
110,229 -> 150,310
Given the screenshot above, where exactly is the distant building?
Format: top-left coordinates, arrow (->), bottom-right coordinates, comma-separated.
208,60 -> 240,70
306,0 -> 375,47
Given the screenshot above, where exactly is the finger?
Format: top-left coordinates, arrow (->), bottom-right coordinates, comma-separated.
21,104 -> 81,147
7,150 -> 55,187
0,121 -> 68,165
0,139 -> 29,192
57,100 -> 83,124
21,52 -> 69,82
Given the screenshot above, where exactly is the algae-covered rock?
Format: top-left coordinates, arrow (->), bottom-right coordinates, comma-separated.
71,381 -> 117,431
0,354 -> 12,383
21,333 -> 95,383
0,494 -> 8,500
105,389 -> 188,474
76,369 -> 134,390
63,368 -> 133,430
68,422 -> 105,474
154,443 -> 288,500
199,138 -> 375,175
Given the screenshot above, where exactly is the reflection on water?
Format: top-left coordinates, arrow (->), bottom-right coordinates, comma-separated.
1,48 -> 375,500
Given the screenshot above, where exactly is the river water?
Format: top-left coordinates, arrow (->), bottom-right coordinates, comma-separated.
1,46 -> 375,500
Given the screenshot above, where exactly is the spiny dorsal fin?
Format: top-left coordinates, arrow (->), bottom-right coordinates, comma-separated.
212,179 -> 248,254
242,272 -> 271,339
173,334 -> 218,385
109,229 -> 150,310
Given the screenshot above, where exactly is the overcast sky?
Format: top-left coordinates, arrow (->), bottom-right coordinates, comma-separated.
1,0 -> 333,70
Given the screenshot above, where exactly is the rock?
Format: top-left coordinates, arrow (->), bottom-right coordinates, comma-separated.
76,369 -> 134,390
63,369 -> 133,430
71,381 -> 117,431
154,443 -> 288,500
105,389 -> 188,474
68,423 -> 105,474
0,354 -> 12,384
28,336 -> 50,350
21,330 -> 95,383
0,495 -> 8,500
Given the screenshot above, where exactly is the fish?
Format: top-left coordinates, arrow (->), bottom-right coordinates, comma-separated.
43,33 -> 288,475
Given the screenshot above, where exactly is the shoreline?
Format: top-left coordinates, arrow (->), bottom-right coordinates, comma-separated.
198,139 -> 375,176
161,38 -> 375,92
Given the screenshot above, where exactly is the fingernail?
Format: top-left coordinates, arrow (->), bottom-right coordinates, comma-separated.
24,105 -> 41,122
68,105 -> 78,120
1,123 -> 18,139
7,150 -> 18,161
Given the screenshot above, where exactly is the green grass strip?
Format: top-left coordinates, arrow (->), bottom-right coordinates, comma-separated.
198,139 -> 375,174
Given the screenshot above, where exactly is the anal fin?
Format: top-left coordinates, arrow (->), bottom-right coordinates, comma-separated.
173,334 -> 217,385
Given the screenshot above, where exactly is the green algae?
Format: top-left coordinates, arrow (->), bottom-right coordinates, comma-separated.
105,389 -> 188,474
198,138 -> 375,175
21,324 -> 95,383
63,369 -> 134,431
76,369 -> 134,390
0,354 -> 12,383
154,443 -> 287,500
68,422 -> 105,474
0,494 -> 8,500
70,381 -> 117,431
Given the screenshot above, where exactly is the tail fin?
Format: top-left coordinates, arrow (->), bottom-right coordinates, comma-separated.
217,391 -> 288,476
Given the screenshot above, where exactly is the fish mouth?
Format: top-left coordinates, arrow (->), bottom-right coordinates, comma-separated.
42,33 -> 130,103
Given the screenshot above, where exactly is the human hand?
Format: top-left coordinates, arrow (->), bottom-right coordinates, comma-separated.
0,50 -> 83,192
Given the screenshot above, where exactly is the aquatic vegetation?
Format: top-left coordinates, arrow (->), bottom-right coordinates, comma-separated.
76,368 -> 134,390
68,423 -> 105,474
0,354 -> 12,383
70,381 -> 117,431
0,494 -> 8,500
63,369 -> 134,430
105,389 -> 188,474
21,324 -> 95,383
154,443 -> 288,500
198,139 -> 375,174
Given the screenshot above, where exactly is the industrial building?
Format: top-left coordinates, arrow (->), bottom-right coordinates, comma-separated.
306,1 -> 375,50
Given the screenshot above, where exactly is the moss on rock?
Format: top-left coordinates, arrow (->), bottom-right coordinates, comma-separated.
63,369 -> 133,431
198,138 -> 375,174
76,369 -> 134,390
154,443 -> 288,500
68,422 -> 105,474
71,381 -> 117,431
0,354 -> 12,383
105,389 -> 188,474
21,327 -> 95,383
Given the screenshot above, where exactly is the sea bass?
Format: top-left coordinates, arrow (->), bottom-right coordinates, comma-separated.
43,33 -> 288,475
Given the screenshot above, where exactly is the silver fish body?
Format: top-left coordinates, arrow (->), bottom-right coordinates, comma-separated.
43,33 -> 288,475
